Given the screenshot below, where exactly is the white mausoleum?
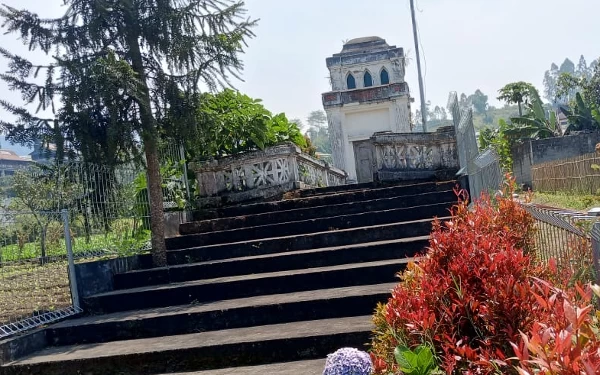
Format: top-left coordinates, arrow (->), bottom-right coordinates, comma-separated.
322,36 -> 412,183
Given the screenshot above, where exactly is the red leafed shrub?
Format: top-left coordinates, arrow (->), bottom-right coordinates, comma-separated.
371,181 -> 541,374
513,280 -> 600,375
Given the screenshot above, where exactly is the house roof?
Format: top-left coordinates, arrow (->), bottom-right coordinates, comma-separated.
0,149 -> 31,162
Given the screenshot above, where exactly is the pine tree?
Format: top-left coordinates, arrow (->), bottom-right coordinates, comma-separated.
0,1 -> 256,266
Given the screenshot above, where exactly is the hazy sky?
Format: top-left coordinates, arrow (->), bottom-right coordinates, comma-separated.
1,0 -> 600,148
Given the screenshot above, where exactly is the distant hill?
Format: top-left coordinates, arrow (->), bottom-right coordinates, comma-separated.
473,105 -> 521,131
0,136 -> 32,156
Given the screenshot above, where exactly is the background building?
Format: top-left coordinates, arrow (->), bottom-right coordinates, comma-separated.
322,36 -> 413,182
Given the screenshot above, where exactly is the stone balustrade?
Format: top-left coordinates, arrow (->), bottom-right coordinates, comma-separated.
193,143 -> 346,203
371,127 -> 459,181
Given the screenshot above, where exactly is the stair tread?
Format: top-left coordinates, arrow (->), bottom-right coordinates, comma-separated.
181,201 -> 453,237
240,180 -> 454,206
189,189 -> 454,226
53,283 -> 397,329
174,217 -> 444,251
131,236 -> 429,273
160,359 -> 326,375
91,258 -> 412,298
6,316 -> 373,366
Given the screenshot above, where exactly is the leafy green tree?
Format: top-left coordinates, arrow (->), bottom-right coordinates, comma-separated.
577,55 -> 590,80
469,89 -> 489,115
0,0 -> 256,266
584,61 -> 600,109
555,72 -> 583,104
305,110 -> 331,155
497,82 -> 536,116
1,164 -> 82,259
307,110 -> 327,128
543,63 -> 559,102
560,58 -> 576,75
186,89 -> 305,159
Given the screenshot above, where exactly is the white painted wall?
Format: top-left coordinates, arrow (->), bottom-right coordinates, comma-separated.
324,42 -> 411,182
345,107 -> 390,140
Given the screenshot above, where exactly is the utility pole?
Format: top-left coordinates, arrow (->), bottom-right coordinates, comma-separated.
410,0 -> 428,132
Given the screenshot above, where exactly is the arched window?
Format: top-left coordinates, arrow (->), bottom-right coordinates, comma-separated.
364,71 -> 373,87
380,68 -> 390,85
347,73 -> 356,90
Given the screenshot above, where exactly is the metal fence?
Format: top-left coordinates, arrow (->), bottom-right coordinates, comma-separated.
521,203 -> 597,283
448,92 -> 503,200
0,142 -> 191,339
532,152 -> 600,194
0,210 -> 81,339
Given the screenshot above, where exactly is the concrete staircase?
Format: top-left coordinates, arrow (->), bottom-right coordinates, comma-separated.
1,180 -> 458,375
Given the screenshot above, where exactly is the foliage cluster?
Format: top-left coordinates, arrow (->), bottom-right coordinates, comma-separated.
370,179 -> 600,374
183,89 -> 307,160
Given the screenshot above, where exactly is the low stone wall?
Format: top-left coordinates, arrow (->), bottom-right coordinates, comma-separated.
192,143 -> 346,205
512,132 -> 600,187
371,127 -> 459,181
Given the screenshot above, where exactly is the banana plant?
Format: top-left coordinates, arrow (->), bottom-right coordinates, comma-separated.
559,92 -> 600,134
505,87 -> 562,139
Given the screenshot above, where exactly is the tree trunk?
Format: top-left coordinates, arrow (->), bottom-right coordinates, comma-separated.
518,102 -> 523,117
142,134 -> 168,267
123,18 -> 167,267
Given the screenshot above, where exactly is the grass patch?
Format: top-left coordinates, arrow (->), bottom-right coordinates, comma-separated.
0,260 -> 71,325
531,192 -> 600,211
0,217 -> 151,263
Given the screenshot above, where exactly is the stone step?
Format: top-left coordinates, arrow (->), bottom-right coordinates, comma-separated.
168,217 -> 440,263
160,359 -> 326,375
2,316 -> 373,375
84,258 -> 410,314
291,178 -> 431,199
214,180 -> 456,218
116,237 -> 427,289
47,283 -> 396,346
176,201 -> 451,247
180,190 -> 454,236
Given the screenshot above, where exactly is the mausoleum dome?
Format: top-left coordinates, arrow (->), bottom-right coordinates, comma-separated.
341,36 -> 389,53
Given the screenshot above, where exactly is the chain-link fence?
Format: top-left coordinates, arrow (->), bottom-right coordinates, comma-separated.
521,203 -> 597,282
448,92 -> 503,200
0,142 -> 191,338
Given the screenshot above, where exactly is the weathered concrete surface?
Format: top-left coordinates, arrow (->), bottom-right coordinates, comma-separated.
84,258 -> 411,314
73,254 -> 151,299
193,143 -> 346,201
177,199 -> 450,245
211,180 -> 456,218
3,316 -> 372,375
167,217 -> 438,260
47,283 -> 396,346
117,237 -> 428,289
163,359 -> 326,375
371,128 -> 459,182
0,330 -> 46,365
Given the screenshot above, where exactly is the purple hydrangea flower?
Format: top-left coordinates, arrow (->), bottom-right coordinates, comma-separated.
323,347 -> 373,375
